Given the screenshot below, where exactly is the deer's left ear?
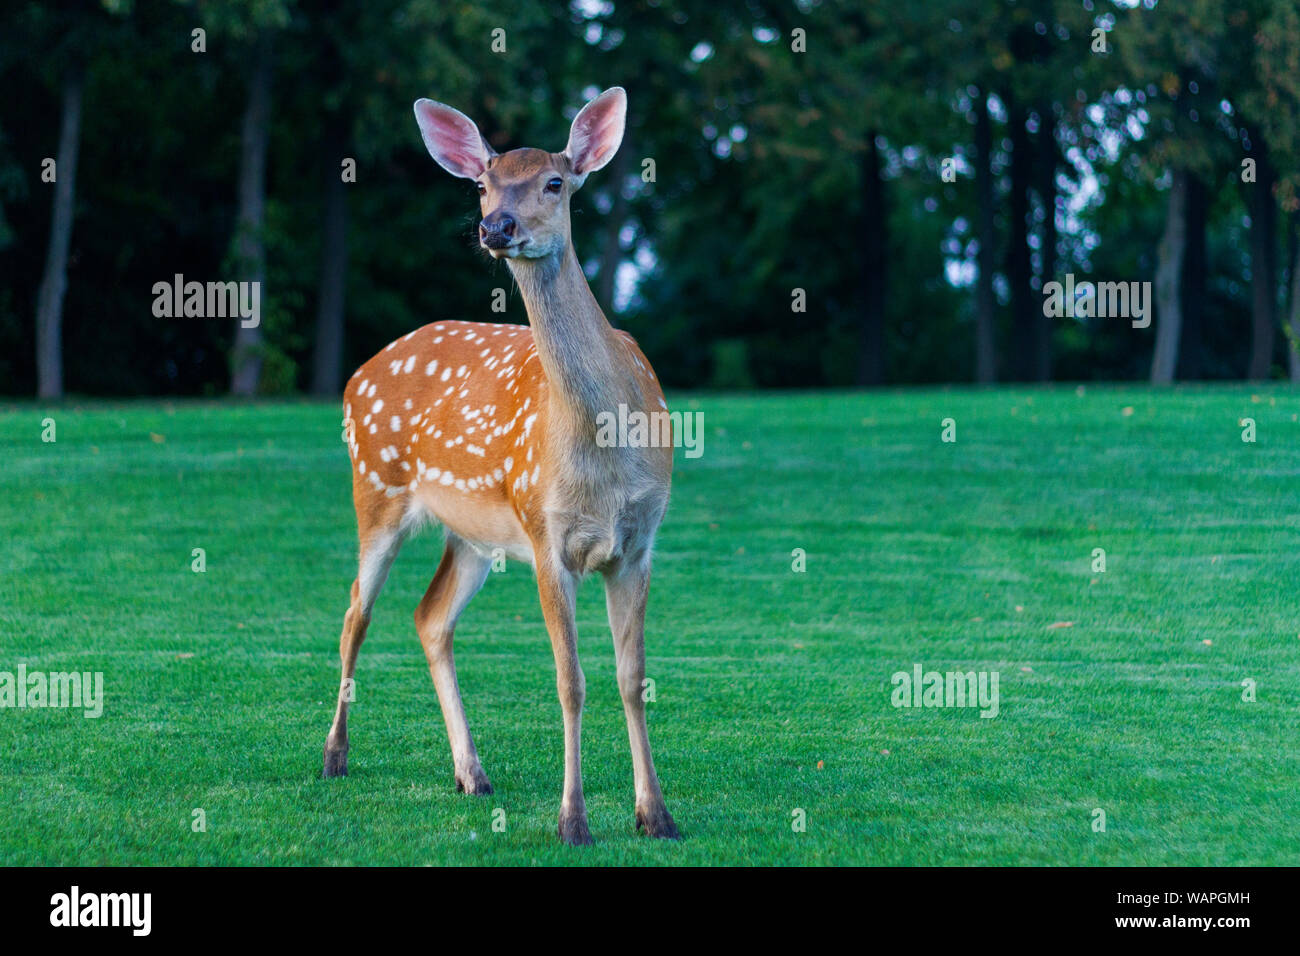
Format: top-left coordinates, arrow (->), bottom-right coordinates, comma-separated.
563,87 -> 626,183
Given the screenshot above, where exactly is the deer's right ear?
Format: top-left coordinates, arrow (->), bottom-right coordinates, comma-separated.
414,99 -> 497,180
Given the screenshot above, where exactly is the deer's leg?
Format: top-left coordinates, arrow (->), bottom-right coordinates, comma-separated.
604,563 -> 679,839
415,533 -> 493,796
535,559 -> 591,845
323,527 -> 404,778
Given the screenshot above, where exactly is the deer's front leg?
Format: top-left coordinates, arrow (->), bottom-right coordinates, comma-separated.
604,563 -> 679,839
535,559 -> 591,845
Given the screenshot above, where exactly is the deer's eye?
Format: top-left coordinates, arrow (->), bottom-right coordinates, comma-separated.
475,182 -> 487,196
544,177 -> 563,194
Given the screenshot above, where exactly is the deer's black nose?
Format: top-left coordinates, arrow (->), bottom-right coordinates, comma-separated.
479,213 -> 516,248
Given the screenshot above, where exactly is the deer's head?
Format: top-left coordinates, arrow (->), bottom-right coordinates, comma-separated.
414,87 -> 626,262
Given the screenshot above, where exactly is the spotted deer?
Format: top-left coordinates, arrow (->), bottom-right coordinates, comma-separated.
321,87 -> 678,845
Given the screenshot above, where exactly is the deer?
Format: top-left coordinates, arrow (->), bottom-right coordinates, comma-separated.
321,87 -> 679,846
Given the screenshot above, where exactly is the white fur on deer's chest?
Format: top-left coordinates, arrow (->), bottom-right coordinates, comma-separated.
539,432 -> 670,575
544,483 -> 667,575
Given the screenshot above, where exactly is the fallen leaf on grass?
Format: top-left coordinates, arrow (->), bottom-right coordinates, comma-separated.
1047,621 -> 1074,630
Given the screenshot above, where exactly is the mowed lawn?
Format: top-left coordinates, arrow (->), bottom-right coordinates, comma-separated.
1,385 -> 1298,866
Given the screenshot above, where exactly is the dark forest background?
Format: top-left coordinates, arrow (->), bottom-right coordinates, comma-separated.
3,0 -> 1300,399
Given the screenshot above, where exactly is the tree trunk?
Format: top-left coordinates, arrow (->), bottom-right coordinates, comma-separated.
311,111 -> 349,396
595,140 -> 631,317
1005,94 -> 1034,381
973,91 -> 997,384
855,129 -> 885,386
1247,149 -> 1277,380
34,63 -> 84,400
230,32 -> 273,396
1177,174 -> 1206,379
1151,169 -> 1188,384
1034,102 -> 1055,381
1287,212 -> 1300,381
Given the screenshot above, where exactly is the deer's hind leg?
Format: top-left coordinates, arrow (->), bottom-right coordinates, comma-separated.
323,519 -> 407,778
415,533 -> 494,795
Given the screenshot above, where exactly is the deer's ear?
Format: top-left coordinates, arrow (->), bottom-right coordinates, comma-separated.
563,87 -> 626,180
414,99 -> 497,180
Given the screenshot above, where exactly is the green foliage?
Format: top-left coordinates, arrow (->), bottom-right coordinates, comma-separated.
1,1 -> 1299,394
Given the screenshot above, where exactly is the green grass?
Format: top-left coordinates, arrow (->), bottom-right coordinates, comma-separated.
1,384 -> 1298,865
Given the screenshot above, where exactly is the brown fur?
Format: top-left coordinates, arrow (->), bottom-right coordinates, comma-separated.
322,89 -> 679,845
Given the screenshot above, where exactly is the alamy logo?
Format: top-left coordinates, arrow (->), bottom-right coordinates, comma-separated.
1042,273 -> 1151,329
595,403 -> 704,458
50,886 -> 151,936
890,664 -> 999,718
0,665 -> 103,718
151,273 -> 261,328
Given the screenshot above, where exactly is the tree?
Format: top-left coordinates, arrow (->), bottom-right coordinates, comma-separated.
229,28 -> 275,396
1112,0 -> 1238,383
1246,0 -> 1300,379
34,60 -> 82,399
25,2 -> 117,398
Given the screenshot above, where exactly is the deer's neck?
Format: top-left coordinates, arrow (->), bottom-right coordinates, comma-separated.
509,243 -> 623,435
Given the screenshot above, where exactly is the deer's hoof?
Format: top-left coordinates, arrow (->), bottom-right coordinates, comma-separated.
454,768 -> 494,796
322,748 -> 348,779
558,810 -> 594,846
636,805 -> 680,840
